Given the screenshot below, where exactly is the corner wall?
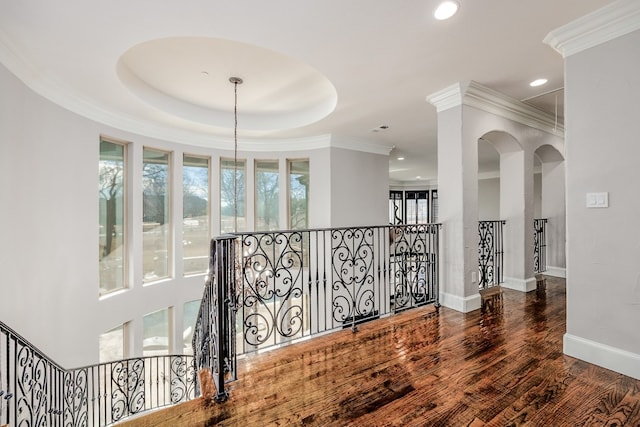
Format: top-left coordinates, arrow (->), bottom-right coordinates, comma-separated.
562,27 -> 640,379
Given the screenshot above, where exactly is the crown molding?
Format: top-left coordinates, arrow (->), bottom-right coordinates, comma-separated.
427,80 -> 564,136
544,0 -> 640,58
329,135 -> 394,155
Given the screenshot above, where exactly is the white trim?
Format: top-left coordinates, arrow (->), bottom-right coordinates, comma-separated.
564,333 -> 640,381
426,81 -> 564,136
439,292 -> 481,313
544,266 -> 566,278
502,276 -> 537,292
426,82 -> 467,113
544,0 -> 640,58
328,135 -> 394,155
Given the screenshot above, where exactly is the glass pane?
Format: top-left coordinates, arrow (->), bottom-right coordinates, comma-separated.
405,198 -> 417,224
255,160 -> 279,231
417,198 -> 429,223
143,148 -> 171,283
143,308 -> 170,356
220,158 -> 246,233
182,300 -> 200,355
99,140 -> 126,296
389,190 -> 403,224
99,324 -> 124,363
289,159 -> 309,229
431,190 -> 438,223
183,155 -> 209,275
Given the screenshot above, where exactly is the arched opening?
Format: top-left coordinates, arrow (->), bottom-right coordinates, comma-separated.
534,144 -> 566,277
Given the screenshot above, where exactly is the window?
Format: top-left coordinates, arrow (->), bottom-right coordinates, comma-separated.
430,190 -> 438,222
220,158 -> 246,233
405,191 -> 428,224
143,308 -> 170,356
182,300 -> 200,355
99,139 -> 127,296
389,191 -> 403,225
255,160 -> 279,231
183,155 -> 210,275
288,159 -> 309,229
99,324 -> 126,363
143,148 -> 171,283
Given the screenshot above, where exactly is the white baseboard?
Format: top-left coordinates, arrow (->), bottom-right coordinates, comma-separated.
544,266 -> 566,278
564,333 -> 640,380
502,276 -> 537,292
439,291 -> 481,313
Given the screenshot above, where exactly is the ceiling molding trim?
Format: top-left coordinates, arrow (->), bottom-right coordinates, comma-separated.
237,134 -> 333,152
329,135 -> 394,155
426,82 -> 468,112
544,0 -> 640,58
463,81 -> 564,136
427,80 -> 564,136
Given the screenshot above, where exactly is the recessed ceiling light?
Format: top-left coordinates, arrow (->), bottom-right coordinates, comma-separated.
397,157 -> 405,161
434,1 -> 459,20
529,78 -> 548,87
416,176 -> 422,179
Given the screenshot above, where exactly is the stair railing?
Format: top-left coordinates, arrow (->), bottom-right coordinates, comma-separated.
0,322 -> 196,426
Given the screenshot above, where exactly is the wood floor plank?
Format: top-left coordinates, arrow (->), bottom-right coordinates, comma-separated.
118,277 -> 640,427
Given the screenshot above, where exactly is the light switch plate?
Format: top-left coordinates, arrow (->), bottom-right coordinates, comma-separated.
586,192 -> 608,208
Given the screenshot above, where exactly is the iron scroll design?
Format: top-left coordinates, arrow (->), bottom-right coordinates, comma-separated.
534,218 -> 548,273
1,320 -> 197,427
478,220 -> 505,289
331,227 -> 377,329
232,224 -> 441,355
389,224 -> 439,312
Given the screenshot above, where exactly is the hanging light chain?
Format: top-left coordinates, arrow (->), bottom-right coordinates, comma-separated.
229,77 -> 243,233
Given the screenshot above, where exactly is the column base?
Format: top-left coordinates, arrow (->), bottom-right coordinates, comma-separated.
544,266 -> 566,278
439,291 -> 481,313
503,276 -> 537,292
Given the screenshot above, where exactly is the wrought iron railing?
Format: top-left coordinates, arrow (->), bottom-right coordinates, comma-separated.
192,235 -> 238,402
478,220 -> 505,289
193,224 -> 441,400
534,218 -> 548,273
0,321 -> 197,426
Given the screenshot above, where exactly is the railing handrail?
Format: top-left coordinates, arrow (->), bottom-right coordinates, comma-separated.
0,319 -> 66,371
0,319 -> 193,374
1,320 -> 197,427
231,223 -> 442,236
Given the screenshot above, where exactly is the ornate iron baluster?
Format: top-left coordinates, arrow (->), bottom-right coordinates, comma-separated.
478,220 -> 505,289
534,218 -> 548,273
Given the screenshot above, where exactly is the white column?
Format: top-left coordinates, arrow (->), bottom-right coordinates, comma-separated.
435,105 -> 481,312
500,150 -> 536,291
541,160 -> 566,277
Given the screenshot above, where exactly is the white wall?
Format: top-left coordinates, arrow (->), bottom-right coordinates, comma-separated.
478,177 -> 500,220
563,28 -> 640,378
329,147 -> 389,227
0,63 -> 389,367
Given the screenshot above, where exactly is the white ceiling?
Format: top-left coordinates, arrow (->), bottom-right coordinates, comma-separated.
0,0 -> 612,182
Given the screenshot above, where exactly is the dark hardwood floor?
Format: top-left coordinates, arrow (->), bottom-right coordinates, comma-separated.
120,277 -> 640,426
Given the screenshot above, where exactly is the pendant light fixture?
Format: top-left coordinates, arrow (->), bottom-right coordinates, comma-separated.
229,76 -> 243,233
